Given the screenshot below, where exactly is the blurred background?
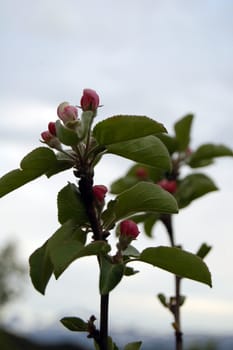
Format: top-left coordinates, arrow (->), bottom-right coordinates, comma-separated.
0,1 -> 233,349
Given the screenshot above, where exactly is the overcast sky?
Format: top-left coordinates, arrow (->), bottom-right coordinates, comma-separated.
0,0 -> 233,340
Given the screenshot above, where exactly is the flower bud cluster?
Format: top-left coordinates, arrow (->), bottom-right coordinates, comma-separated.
57,102 -> 78,124
135,167 -> 148,180
120,220 -> 140,239
157,179 -> 177,194
80,89 -> 100,112
117,219 -> 140,251
134,166 -> 177,194
93,185 -> 108,203
92,185 -> 108,214
41,122 -> 61,149
48,122 -> 56,136
40,89 -> 100,149
185,147 -> 192,157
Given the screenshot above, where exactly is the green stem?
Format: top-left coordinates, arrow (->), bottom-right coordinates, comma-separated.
59,149 -> 78,161
72,144 -> 84,164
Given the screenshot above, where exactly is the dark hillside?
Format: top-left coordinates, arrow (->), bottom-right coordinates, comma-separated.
0,328 -> 87,350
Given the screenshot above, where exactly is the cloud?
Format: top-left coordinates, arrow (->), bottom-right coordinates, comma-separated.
0,0 -> 233,336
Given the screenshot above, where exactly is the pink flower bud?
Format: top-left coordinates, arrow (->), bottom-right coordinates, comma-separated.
93,185 -> 108,202
185,147 -> 192,156
41,130 -> 61,149
135,167 -> 148,179
80,89 -> 100,111
41,130 -> 54,143
57,102 -> 78,124
48,122 -> 56,136
157,179 -> 177,194
120,220 -> 140,239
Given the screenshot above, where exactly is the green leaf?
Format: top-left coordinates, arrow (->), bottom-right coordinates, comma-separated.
46,151 -> 74,177
46,160 -> 73,177
47,221 -> 110,278
124,341 -> 142,350
196,243 -> 212,259
47,220 -> 87,278
99,256 -> 125,294
110,164 -> 164,195
124,213 -> 149,225
124,266 -> 139,276
95,337 -> 119,350
60,317 -> 88,332
157,293 -> 168,308
107,136 -> 171,170
55,120 -> 80,146
110,176 -> 139,194
176,173 -> 218,209
29,241 -> 54,295
188,143 -> 233,168
140,246 -> 212,286
122,245 -> 140,257
179,295 -> 186,306
174,114 -> 194,151
155,133 -> 178,154
0,147 -> 57,197
144,213 -> 160,237
126,164 -> 164,182
102,182 -> 178,229
76,240 -> 111,258
189,158 -> 214,168
57,183 -> 88,225
93,115 -> 167,145
107,337 -> 119,350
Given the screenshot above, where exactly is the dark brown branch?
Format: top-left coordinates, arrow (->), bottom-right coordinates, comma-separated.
78,171 -> 109,350
100,294 -> 109,350
78,173 -> 103,241
160,213 -> 183,350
